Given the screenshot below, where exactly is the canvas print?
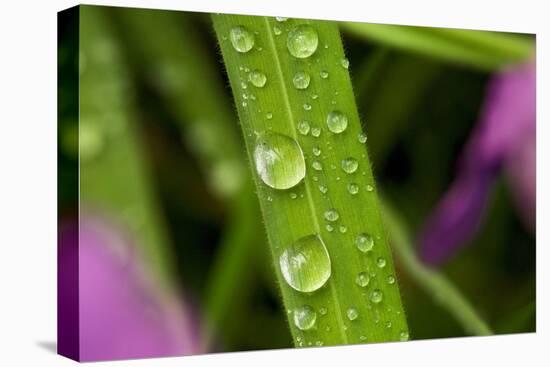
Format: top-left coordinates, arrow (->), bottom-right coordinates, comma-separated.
57,4 -> 536,362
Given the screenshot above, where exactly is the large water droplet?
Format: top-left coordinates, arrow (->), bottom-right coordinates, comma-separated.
249,70 -> 267,87
279,234 -> 331,292
230,26 -> 255,53
355,272 -> 370,287
369,289 -> 383,304
341,157 -> 358,174
347,308 -> 359,321
253,132 -> 306,190
324,208 -> 339,222
287,25 -> 319,58
293,71 -> 311,90
355,233 -> 374,252
326,111 -> 348,134
293,305 -> 317,330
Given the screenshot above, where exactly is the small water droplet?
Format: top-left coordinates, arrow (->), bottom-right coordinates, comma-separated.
275,16 -> 288,22
326,224 -> 334,232
298,120 -> 310,135
326,111 -> 348,134
319,185 -> 328,194
366,184 -> 374,192
347,308 -> 359,321
312,146 -> 321,156
312,160 -> 323,171
347,183 -> 359,195
287,25 -> 319,58
339,225 -> 347,233
355,272 -> 370,287
369,289 -> 383,304
253,132 -> 306,190
358,132 -> 367,143
266,112 -> 273,119
311,127 -> 321,137
230,26 -> 255,53
387,275 -> 396,284
377,257 -> 387,268
311,94 -> 318,100
399,330 -> 410,341
303,103 -> 312,111
324,208 -> 339,222
248,70 -> 267,88
293,71 -> 311,90
355,233 -> 374,253
290,192 -> 298,199
279,234 -> 331,292
320,70 -> 329,79
360,335 -> 367,341
293,305 -> 317,330
341,157 -> 359,174
319,307 -> 327,315
340,57 -> 350,69
386,321 -> 392,329
273,26 -> 282,35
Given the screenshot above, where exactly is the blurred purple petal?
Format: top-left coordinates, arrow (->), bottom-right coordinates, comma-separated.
59,215 -> 203,361
420,61 -> 535,265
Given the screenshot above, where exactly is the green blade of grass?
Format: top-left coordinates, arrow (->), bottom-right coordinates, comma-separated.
79,5 -> 175,285
380,198 -> 492,336
342,22 -> 533,71
212,14 -> 408,346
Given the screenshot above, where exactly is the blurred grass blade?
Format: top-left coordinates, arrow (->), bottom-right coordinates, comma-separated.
342,22 -> 533,71
78,6 -> 175,284
212,14 -> 408,346
381,198 -> 492,336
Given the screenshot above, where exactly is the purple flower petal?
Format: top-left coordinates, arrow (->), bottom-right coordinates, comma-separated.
420,61 -> 535,265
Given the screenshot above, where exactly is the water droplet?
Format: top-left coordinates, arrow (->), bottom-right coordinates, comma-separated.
319,307 -> 327,315
273,26 -> 282,35
360,335 -> 367,341
293,305 -> 317,330
320,70 -> 329,79
355,233 -> 374,252
366,184 -> 374,192
347,183 -> 359,195
290,192 -> 298,199
303,103 -> 312,111
340,57 -> 350,69
339,225 -> 347,233
287,25 -> 318,58
347,308 -> 359,321
386,321 -> 392,329
326,224 -> 334,232
312,146 -> 321,156
311,127 -> 321,137
369,289 -> 383,304
311,94 -> 319,100
266,112 -> 273,119
230,26 -> 255,53
248,70 -> 267,87
276,16 -> 288,22
253,132 -> 306,190
326,110 -> 348,134
377,257 -> 387,268
399,330 -> 410,341
293,71 -> 311,90
279,234 -> 331,292
297,120 -> 310,135
341,157 -> 358,174
356,272 -> 370,287
358,132 -> 367,143
319,185 -> 328,194
324,208 -> 339,222
387,275 -> 396,285
312,160 -> 323,171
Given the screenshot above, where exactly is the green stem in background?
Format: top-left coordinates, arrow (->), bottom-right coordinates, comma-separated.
77,5 -> 175,285
381,198 -> 492,336
212,14 -> 408,346
342,22 -> 533,71
112,8 -> 265,349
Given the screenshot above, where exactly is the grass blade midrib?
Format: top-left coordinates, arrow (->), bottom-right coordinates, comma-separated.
262,17 -> 349,344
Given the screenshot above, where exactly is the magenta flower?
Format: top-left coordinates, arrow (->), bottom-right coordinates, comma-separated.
420,61 -> 535,265
58,215 -> 203,361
